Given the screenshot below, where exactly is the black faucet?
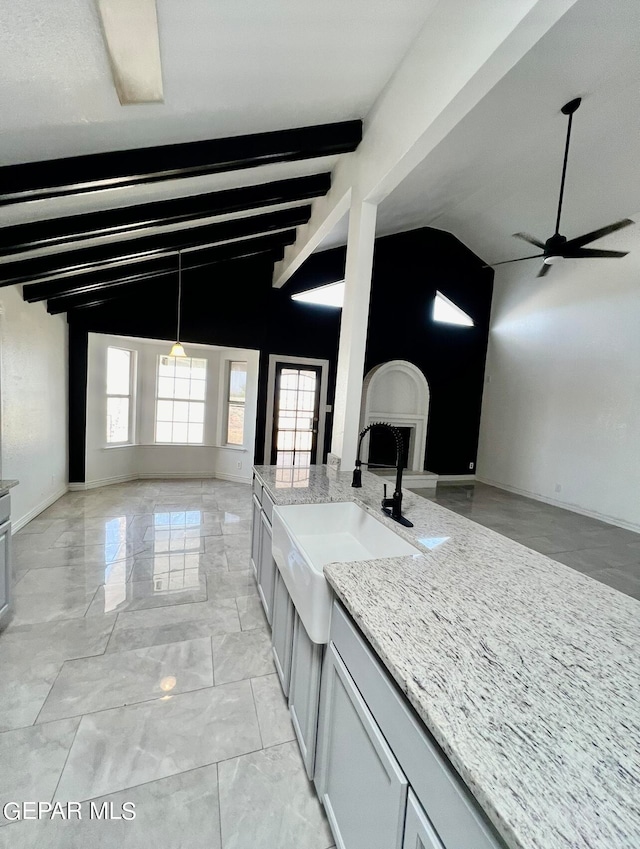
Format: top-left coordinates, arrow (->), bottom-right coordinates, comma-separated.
351,422 -> 414,528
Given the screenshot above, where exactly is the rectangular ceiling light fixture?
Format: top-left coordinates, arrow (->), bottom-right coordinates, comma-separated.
98,0 -> 164,105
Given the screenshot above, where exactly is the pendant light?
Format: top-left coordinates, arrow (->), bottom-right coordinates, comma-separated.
169,251 -> 187,358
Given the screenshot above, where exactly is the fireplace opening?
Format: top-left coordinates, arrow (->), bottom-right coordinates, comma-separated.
367,426 -> 411,470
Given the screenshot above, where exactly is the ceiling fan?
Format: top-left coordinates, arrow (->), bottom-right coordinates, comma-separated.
487,97 -> 633,277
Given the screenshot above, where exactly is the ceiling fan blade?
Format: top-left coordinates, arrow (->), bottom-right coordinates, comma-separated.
564,248 -> 629,259
513,232 -> 545,249
537,263 -> 551,277
563,218 -> 634,249
483,253 -> 544,268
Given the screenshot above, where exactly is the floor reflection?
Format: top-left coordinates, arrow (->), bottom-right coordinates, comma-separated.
150,511 -> 203,593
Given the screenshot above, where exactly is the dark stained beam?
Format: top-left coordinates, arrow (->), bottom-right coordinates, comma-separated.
47,244 -> 285,315
26,231 -> 294,305
0,121 -> 361,205
0,173 -> 330,257
0,205 -> 310,287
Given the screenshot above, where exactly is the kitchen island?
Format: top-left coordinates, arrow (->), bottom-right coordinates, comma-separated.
253,465 -> 640,849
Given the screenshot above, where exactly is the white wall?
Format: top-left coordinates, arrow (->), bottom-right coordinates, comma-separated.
477,251 -> 640,531
1,286 -> 68,530
85,334 -> 259,487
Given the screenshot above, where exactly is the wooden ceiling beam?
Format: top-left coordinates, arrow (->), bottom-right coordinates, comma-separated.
0,173 -> 330,257
0,120 -> 361,205
0,206 -> 310,287
24,231 -> 295,303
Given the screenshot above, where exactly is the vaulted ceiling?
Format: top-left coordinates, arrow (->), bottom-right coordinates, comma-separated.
0,0 -> 433,315
2,0 -> 639,316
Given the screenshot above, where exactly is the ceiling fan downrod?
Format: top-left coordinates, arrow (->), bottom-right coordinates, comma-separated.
554,97 -> 582,236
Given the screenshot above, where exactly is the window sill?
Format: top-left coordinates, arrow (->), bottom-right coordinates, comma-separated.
102,443 -> 135,450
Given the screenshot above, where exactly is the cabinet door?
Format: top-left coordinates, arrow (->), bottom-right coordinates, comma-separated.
316,643 -> 407,849
289,612 -> 324,779
271,569 -> 294,696
257,512 -> 276,625
403,790 -> 444,849
250,495 -> 261,579
0,520 -> 12,629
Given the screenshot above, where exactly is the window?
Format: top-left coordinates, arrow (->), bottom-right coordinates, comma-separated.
291,280 -> 344,308
106,347 -> 133,443
433,291 -> 474,327
155,355 -> 206,444
226,361 -> 247,445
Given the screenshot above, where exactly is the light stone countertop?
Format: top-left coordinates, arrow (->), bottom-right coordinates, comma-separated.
254,464 -> 640,849
0,480 -> 18,496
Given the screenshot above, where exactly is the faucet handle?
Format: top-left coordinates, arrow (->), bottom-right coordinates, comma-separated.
383,484 -> 387,499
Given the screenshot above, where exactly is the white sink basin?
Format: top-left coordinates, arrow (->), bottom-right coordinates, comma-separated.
271,501 -> 421,643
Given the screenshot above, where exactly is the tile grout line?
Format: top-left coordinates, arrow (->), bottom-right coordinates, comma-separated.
248,677 -> 265,750
50,714 -> 82,803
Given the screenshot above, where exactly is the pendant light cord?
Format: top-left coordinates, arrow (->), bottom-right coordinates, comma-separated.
176,251 -> 182,342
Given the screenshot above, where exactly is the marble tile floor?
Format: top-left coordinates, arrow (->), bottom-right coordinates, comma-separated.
0,479 -> 335,849
413,481 -> 640,600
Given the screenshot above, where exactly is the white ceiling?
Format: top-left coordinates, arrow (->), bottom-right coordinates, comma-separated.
0,0 -> 432,165
373,0 -> 640,264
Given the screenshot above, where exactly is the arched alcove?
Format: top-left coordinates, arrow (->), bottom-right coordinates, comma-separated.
360,360 -> 430,471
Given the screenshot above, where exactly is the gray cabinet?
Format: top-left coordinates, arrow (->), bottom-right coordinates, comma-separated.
257,510 -> 276,625
250,494 -> 261,578
289,612 -> 324,779
271,568 -> 294,695
403,791 -> 444,849
316,642 -> 408,849
0,514 -> 12,631
326,601 -> 505,849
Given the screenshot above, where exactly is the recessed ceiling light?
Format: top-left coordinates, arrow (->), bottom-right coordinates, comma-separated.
291,280 -> 345,308
98,0 -> 164,105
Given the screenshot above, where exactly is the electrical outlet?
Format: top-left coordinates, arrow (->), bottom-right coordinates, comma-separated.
236,461 -> 242,470
469,461 -> 475,470
555,483 -> 562,493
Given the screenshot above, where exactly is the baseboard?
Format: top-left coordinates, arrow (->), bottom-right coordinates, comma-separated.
11,485 -> 69,533
136,472 -> 219,480
436,474 -> 477,483
70,474 -> 138,491
476,475 -> 640,534
72,471 -> 251,489
211,472 -> 252,484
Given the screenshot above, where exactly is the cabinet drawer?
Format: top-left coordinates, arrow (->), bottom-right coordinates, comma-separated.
252,474 -> 263,503
330,602 -> 505,849
0,494 -> 10,526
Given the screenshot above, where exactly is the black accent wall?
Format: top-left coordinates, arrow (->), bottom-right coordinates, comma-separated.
67,227 -> 492,481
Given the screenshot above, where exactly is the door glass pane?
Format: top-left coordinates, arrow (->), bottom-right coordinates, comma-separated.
273,366 -> 319,467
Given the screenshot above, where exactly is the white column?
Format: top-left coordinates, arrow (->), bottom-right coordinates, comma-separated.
330,198 -> 378,469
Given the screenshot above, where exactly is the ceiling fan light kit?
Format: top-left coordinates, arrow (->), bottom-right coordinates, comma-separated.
487,97 -> 633,277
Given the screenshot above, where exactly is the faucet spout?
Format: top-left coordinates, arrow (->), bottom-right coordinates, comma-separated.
351,422 -> 413,527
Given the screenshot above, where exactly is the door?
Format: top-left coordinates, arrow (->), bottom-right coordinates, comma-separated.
289,611 -> 324,779
271,569 -> 295,696
315,643 -> 408,849
403,790 -> 445,849
271,363 -> 322,466
257,511 -> 276,625
0,519 -> 11,629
